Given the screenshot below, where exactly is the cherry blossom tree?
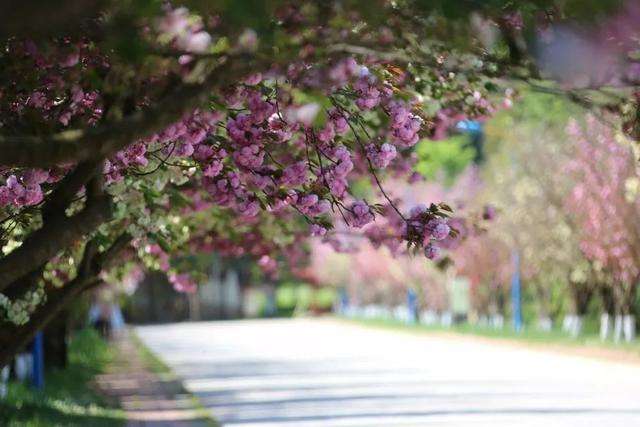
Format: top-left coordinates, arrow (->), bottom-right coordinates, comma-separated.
566,116 -> 640,341
0,1 -> 498,365
451,231 -> 511,326
0,0 -> 639,365
479,93 -> 599,335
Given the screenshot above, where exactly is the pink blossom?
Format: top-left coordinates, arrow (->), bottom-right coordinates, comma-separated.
366,143 -> 397,169
59,52 -> 79,68
169,273 -> 198,293
203,160 -> 223,177
354,76 -> 381,110
424,243 -> 440,260
28,92 -> 48,109
181,31 -> 211,53
310,224 -> 327,236
280,161 -> 308,187
157,7 -> 190,38
426,218 -> 450,241
317,124 -> 335,142
350,200 -> 374,228
290,103 -> 320,126
237,199 -> 260,217
244,73 -> 263,85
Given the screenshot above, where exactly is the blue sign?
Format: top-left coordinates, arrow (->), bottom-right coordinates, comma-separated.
456,120 -> 483,134
456,120 -> 485,163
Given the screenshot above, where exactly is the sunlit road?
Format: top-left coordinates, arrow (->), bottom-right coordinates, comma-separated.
136,318 -> 640,427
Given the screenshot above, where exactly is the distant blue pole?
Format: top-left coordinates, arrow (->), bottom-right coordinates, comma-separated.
340,288 -> 349,314
407,289 -> 418,323
31,331 -> 44,389
511,251 -> 522,332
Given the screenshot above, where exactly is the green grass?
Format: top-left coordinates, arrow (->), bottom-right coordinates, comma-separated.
0,329 -> 126,427
340,316 -> 640,356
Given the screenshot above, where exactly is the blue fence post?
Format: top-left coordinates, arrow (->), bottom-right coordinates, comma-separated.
511,251 -> 522,332
407,288 -> 418,324
31,331 -> 44,390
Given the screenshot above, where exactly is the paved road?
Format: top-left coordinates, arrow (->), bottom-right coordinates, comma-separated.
136,319 -> 640,427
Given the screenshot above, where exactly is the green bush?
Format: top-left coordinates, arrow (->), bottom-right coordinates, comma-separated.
276,283 -> 298,315
295,285 -> 314,311
314,288 -> 337,310
415,135 -> 475,185
275,283 -> 336,316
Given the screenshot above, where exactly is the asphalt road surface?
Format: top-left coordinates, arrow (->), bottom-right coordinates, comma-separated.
136,318 -> 640,427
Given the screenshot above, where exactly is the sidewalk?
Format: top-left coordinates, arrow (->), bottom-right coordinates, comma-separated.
94,329 -> 216,427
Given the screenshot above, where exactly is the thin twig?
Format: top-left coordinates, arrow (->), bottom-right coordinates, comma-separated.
330,98 -> 407,221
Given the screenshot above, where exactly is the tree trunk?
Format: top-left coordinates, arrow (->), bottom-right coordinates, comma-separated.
612,282 -> 638,343
188,292 -> 201,321
537,316 -> 553,332
0,195 -> 112,291
623,314 -> 636,342
490,314 -> 504,329
566,281 -> 593,337
599,285 -> 615,341
571,315 -> 584,338
532,280 -> 552,331
614,313 -> 624,343
562,314 -> 584,337
43,309 -> 69,369
600,313 -> 612,341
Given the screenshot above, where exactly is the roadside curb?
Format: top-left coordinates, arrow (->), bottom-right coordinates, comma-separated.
334,316 -> 640,367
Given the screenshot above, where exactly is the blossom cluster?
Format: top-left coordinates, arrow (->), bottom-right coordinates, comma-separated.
0,170 -> 51,208
0,3 -> 498,303
0,286 -> 46,326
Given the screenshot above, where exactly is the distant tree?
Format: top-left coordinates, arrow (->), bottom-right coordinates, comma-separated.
481,94 -> 603,334
566,116 -> 640,341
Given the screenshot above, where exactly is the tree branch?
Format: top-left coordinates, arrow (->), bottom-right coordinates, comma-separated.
93,232 -> 133,271
0,275 -> 99,368
0,195 -> 113,290
42,160 -> 103,221
0,231 -> 131,368
0,0 -> 105,40
0,56 -> 257,168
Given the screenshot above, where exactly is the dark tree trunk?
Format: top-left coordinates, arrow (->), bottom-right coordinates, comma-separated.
565,281 -> 594,337
613,282 -> 637,315
569,281 -> 593,316
599,285 -> 615,315
44,309 -> 69,369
